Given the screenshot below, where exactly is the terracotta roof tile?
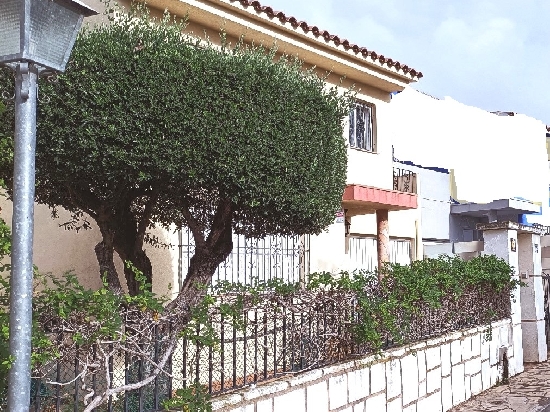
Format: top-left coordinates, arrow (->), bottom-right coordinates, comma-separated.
229,0 -> 423,80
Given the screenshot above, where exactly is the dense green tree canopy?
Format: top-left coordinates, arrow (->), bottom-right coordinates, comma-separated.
0,3 -> 353,296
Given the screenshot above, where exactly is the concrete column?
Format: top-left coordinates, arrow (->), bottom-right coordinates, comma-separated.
518,233 -> 547,363
481,224 -> 523,375
415,219 -> 423,261
414,173 -> 423,261
376,209 -> 389,276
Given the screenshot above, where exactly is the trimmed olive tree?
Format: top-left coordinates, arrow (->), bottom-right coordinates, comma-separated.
0,3 -> 352,298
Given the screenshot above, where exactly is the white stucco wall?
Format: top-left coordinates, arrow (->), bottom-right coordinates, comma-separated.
210,319 -> 516,412
309,220 -> 347,274
344,91 -> 394,191
350,210 -> 417,240
0,196 -> 180,299
421,200 -> 451,241
388,87 -> 550,225
310,85 -> 421,273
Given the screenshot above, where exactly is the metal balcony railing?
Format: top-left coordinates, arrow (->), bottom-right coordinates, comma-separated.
393,167 -> 417,194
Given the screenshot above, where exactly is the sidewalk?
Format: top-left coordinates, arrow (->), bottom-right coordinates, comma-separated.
451,362 -> 550,412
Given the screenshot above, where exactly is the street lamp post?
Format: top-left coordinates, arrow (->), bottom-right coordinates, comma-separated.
0,1 -> 97,411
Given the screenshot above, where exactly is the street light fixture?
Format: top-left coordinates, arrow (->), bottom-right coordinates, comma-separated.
0,1 -> 97,411
0,0 -> 97,72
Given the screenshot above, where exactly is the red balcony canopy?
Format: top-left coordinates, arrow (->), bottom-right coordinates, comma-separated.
342,184 -> 418,216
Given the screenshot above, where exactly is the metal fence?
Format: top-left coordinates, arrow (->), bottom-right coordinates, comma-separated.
177,228 -> 310,288
11,283 -> 512,412
348,102 -> 375,152
523,224 -> 550,235
393,167 -> 417,194
348,236 -> 412,271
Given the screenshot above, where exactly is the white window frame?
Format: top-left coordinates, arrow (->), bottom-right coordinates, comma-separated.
348,101 -> 376,152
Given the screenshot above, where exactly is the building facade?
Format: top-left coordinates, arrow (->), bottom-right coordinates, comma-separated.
0,0 -> 423,296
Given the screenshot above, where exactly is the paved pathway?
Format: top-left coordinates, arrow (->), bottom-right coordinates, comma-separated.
451,362 -> 550,412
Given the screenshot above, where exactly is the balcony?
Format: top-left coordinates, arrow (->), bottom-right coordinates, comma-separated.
393,167 -> 417,194
342,184 -> 418,217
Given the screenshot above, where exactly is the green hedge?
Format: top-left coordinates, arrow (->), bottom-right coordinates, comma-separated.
305,254 -> 519,352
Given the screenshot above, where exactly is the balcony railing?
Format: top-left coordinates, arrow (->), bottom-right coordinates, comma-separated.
393,167 -> 417,194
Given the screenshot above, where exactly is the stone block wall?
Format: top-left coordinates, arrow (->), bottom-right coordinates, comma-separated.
211,319 -> 515,412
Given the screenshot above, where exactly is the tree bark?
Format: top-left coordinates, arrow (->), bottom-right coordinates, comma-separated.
95,208 -> 154,296
167,199 -> 233,312
113,214 -> 154,296
119,247 -> 153,296
94,236 -> 123,294
118,185 -> 158,295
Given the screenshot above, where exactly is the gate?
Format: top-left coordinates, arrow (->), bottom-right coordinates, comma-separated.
542,273 -> 550,345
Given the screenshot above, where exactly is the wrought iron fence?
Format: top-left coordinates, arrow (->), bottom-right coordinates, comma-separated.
348,236 -> 412,271
9,284 -> 512,412
177,228 -> 310,288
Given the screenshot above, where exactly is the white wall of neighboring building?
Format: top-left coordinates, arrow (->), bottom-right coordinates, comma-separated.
421,199 -> 451,240
388,87 -> 550,225
393,163 -> 451,241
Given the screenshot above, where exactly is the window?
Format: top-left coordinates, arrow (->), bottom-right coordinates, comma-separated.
349,101 -> 376,152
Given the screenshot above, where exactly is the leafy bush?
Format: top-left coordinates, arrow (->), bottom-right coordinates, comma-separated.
0,215 -> 9,403
305,254 -> 519,352
0,248 -> 518,410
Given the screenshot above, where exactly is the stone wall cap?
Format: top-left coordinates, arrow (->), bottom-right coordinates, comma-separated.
476,221 -> 546,235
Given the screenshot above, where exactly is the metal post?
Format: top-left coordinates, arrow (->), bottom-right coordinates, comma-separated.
7,62 -> 38,412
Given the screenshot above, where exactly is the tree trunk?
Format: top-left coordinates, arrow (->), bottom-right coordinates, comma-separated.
95,210 -> 154,296
167,199 -> 233,312
120,248 -> 153,297
166,243 -> 232,314
94,231 -> 123,294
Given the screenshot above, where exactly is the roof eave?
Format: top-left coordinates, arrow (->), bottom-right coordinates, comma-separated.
143,0 -> 421,92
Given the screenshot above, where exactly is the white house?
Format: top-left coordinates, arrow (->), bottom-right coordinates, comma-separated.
1,0 -> 424,296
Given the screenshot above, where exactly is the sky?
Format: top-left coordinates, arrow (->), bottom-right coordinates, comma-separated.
260,0 -> 550,125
